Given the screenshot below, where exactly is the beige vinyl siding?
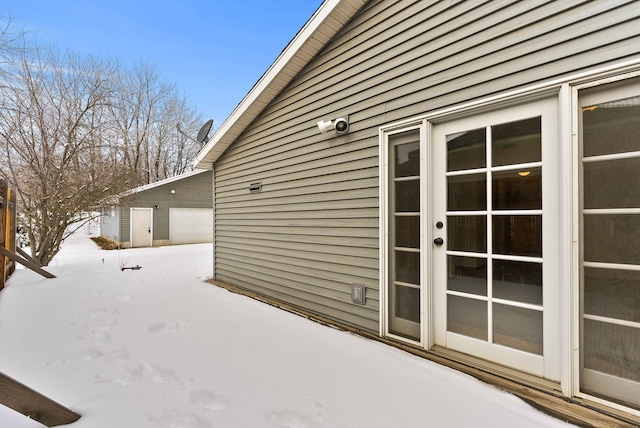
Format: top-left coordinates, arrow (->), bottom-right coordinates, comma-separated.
213,0 -> 640,332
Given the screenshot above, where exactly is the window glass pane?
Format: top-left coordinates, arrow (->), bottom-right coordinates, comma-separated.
394,250 -> 419,284
447,295 -> 487,340
447,128 -> 486,171
492,215 -> 542,257
393,285 -> 420,323
492,168 -> 541,210
394,141 -> 420,178
447,256 -> 486,296
394,216 -> 420,248
583,96 -> 640,157
394,179 -> 419,212
493,260 -> 542,305
492,117 -> 541,166
448,216 -> 487,253
584,157 -> 640,209
584,214 -> 640,265
493,304 -> 543,355
583,319 -> 640,383
448,173 -> 486,211
584,267 -> 640,323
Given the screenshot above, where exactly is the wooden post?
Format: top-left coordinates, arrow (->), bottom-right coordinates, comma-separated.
6,188 -> 16,277
0,178 -> 6,290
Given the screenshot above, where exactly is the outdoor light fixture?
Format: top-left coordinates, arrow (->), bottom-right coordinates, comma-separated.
316,115 -> 349,135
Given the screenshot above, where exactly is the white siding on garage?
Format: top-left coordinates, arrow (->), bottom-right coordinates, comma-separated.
169,208 -> 213,245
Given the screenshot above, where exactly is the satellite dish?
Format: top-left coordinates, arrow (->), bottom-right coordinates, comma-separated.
196,119 -> 214,145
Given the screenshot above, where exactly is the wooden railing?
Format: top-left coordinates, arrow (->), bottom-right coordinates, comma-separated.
0,178 -> 17,290
1,178 -> 56,291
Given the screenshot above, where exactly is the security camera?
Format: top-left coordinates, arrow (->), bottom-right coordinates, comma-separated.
334,116 -> 349,134
317,119 -> 333,133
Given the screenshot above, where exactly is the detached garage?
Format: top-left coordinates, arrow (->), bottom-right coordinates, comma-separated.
100,170 -> 213,248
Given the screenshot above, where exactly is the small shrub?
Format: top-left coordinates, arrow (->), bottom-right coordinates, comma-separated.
90,236 -> 121,250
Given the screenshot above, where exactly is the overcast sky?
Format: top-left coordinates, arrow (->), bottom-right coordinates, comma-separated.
2,0 -> 323,128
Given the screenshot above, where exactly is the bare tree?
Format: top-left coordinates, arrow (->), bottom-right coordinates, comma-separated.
0,19 -> 206,265
0,45 -> 135,265
110,61 -> 202,185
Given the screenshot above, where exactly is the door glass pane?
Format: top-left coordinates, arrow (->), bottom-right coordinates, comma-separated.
395,250 -> 419,284
492,168 -> 542,210
447,128 -> 486,171
584,214 -> 640,265
447,256 -> 487,296
492,117 -> 541,166
395,216 -> 419,248
393,285 -> 420,322
448,295 -> 487,340
395,141 -> 420,177
583,319 -> 640,383
395,180 -> 420,212
584,157 -> 640,209
493,260 -> 542,305
447,216 -> 486,253
448,174 -> 486,211
492,215 -> 542,257
584,267 -> 640,323
583,95 -> 640,157
494,304 -> 543,355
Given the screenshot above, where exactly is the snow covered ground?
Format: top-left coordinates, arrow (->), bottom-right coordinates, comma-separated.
0,229 -> 576,427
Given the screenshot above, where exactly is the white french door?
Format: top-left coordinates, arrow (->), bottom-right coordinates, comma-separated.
431,99 -> 560,378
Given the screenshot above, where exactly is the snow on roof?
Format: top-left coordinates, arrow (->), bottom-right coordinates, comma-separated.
193,0 -> 367,169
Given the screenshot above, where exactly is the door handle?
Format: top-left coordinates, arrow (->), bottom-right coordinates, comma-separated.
433,237 -> 444,246
148,227 -> 151,233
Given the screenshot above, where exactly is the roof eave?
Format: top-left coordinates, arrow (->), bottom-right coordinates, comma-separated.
193,0 -> 366,169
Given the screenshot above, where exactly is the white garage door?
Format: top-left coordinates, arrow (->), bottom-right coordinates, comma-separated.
169,208 -> 213,245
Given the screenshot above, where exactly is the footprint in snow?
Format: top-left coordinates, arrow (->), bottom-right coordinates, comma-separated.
77,347 -> 103,361
115,293 -> 133,302
147,409 -> 211,428
148,320 -> 189,333
190,389 -> 228,411
267,411 -> 315,428
136,361 -> 177,384
108,348 -> 129,364
77,330 -> 111,345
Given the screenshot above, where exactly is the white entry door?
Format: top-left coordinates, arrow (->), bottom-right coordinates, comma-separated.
130,208 -> 153,248
431,99 -> 560,378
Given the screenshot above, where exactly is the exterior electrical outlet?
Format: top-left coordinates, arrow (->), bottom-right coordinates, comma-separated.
351,283 -> 366,305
